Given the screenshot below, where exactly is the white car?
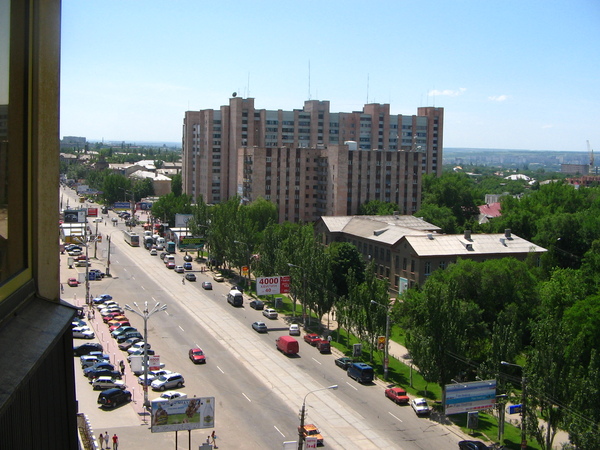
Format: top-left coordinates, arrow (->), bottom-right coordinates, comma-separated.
150,248 -> 157,256
262,308 -> 278,319
138,369 -> 173,386
128,341 -> 151,354
174,265 -> 184,273
289,324 -> 300,336
72,327 -> 95,339
151,373 -> 184,391
80,354 -> 109,368
154,391 -> 187,401
411,397 -> 430,415
91,376 -> 126,391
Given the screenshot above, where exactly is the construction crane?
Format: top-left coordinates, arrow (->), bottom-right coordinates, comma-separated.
588,140 -> 595,173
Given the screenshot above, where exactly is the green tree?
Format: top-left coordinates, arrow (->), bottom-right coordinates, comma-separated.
171,173 -> 183,197
326,241 -> 365,297
151,192 -> 193,228
358,200 -> 399,215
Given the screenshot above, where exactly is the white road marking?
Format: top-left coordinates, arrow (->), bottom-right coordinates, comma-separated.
242,393 -> 251,402
274,425 -> 285,437
179,325 -> 185,332
388,411 -> 402,422
140,286 -> 145,290
216,365 -> 224,374
312,358 -> 322,365
346,382 -> 358,391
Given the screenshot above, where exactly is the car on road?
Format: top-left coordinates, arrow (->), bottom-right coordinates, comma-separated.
201,281 -> 213,290
298,424 -> 324,446
262,308 -> 278,319
252,321 -> 268,333
458,441 -> 490,450
166,261 -> 176,269
213,274 -> 224,282
155,391 -> 187,401
159,252 -> 167,260
188,348 -> 207,364
303,333 -> 322,346
151,373 -> 185,391
73,342 -> 103,356
150,248 -> 157,256
118,337 -> 142,351
97,388 -> 131,409
92,376 -> 126,391
334,357 -> 354,370
249,300 -> 264,310
174,265 -> 184,273
385,387 -> 410,404
72,326 -> 95,339
92,294 -> 113,304
289,324 -> 300,336
183,262 -> 192,270
185,273 -> 196,281
411,398 -> 430,415
67,278 -> 79,287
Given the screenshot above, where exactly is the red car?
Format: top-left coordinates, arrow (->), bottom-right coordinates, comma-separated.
109,321 -> 131,332
303,333 -> 322,346
166,261 -> 175,269
103,313 -> 126,323
188,348 -> 207,364
385,387 -> 410,404
67,278 -> 79,287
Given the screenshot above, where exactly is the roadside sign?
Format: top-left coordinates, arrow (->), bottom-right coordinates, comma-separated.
509,404 -> 522,414
256,276 -> 291,295
305,437 -> 318,449
353,343 -> 362,357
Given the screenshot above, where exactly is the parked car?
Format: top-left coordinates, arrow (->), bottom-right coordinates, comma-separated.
118,337 -> 142,351
385,387 -> 410,404
303,333 -> 322,345
97,388 -> 131,409
71,319 -> 87,328
80,354 -> 110,368
411,398 -> 430,415
289,324 -> 300,336
188,348 -> 207,364
262,308 -> 278,319
127,341 -> 151,354
67,278 -> 79,287
252,321 -> 268,333
185,273 -> 196,282
72,326 -> 95,339
89,269 -> 105,279
83,362 -> 114,376
249,300 -> 264,310
127,348 -> 155,360
138,370 -> 173,386
103,313 -> 127,323
155,391 -> 187,401
316,340 -> 331,353
159,252 -> 167,260
458,441 -> 490,450
347,362 -> 374,383
92,294 -> 113,304
298,424 -> 324,446
174,265 -> 184,273
116,331 -> 143,343
111,326 -> 137,339
92,376 -> 126,391
109,321 -> 131,332
151,373 -> 185,391
201,281 -> 213,290
213,274 -> 224,282
334,357 -> 354,370
73,342 -> 103,356
183,262 -> 192,270
88,369 -> 122,381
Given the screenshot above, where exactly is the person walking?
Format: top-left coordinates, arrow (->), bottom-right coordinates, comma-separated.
104,431 -> 109,449
112,433 -> 119,450
98,433 -> 103,449
182,277 -> 185,285
211,430 -> 218,448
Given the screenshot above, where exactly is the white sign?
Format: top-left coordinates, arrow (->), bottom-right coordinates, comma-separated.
444,379 -> 497,415
256,276 -> 291,296
150,396 -> 215,433
305,437 -> 318,449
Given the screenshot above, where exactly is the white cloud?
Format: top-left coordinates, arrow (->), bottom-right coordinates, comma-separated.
541,124 -> 553,129
428,88 -> 466,97
488,95 -> 508,102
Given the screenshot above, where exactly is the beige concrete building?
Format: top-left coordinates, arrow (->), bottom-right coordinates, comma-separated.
182,97 -> 443,220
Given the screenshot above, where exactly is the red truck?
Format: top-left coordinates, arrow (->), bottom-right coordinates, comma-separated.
276,336 -> 299,356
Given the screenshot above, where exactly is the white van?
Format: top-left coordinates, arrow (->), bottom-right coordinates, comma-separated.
163,255 -> 175,264
227,289 -> 243,307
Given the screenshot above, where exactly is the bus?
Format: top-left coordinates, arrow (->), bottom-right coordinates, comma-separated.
123,230 -> 140,247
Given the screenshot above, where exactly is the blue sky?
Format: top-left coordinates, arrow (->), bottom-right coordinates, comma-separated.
60,1 -> 600,151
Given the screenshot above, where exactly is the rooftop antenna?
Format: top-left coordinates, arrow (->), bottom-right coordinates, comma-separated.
366,74 -> 370,104
247,72 -> 250,98
308,60 -> 311,100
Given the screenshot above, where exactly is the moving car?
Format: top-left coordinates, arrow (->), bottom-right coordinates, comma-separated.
289,324 -> 300,336
67,278 -> 79,287
213,274 -> 224,282
347,363 -> 374,383
149,248 -> 157,256
174,265 -> 184,273
201,281 -> 212,290
166,261 -> 176,269
73,342 -> 103,356
303,333 -> 322,345
252,321 -> 268,333
151,373 -> 185,391
249,300 -> 264,310
334,357 -> 354,370
298,424 -> 324,446
276,336 -> 299,356
183,262 -> 192,270
97,388 -> 132,409
262,308 -> 278,319
185,273 -> 196,282
188,348 -> 207,364
92,376 -> 126,391
458,441 -> 490,450
411,397 -> 430,415
385,387 -> 410,404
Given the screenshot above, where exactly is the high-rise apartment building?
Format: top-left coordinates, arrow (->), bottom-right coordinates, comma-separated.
182,98 -> 443,221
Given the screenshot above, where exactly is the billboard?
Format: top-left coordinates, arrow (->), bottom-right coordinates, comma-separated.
63,209 -> 86,223
151,396 -> 215,433
87,208 -> 98,217
256,276 -> 291,296
113,201 -> 131,210
175,213 -> 193,228
444,379 -> 497,415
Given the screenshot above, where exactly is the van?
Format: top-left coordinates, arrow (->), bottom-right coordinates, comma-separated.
347,362 -> 374,383
156,237 -> 166,246
163,255 -> 175,264
227,289 -> 243,307
276,336 -> 299,356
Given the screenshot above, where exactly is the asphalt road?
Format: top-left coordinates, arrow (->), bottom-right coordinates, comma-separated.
63,186 -> 469,449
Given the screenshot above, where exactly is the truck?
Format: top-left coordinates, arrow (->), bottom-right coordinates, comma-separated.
276,336 -> 299,356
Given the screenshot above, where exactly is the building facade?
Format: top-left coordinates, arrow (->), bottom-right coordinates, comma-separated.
182,98 -> 443,220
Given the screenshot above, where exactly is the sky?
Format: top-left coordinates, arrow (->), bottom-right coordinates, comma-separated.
60,1 -> 600,152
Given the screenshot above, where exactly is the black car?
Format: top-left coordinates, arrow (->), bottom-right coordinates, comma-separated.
97,388 -> 132,409
183,254 -> 193,262
334,357 -> 354,370
73,342 -> 103,356
185,273 -> 196,282
83,362 -> 114,376
87,369 -> 122,381
116,331 -> 143,343
249,300 -> 264,310
458,441 -> 490,450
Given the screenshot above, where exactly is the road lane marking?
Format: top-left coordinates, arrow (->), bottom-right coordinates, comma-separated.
388,411 -> 402,422
140,286 -> 145,290
312,358 -> 322,365
179,325 -> 185,332
242,393 -> 251,402
274,426 -> 285,437
216,365 -> 224,374
346,382 -> 358,391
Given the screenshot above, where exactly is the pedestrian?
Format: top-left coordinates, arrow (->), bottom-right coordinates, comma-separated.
211,430 -> 218,448
182,277 -> 185,285
104,431 -> 109,449
92,308 -> 95,318
120,360 -> 125,375
99,433 -> 103,448
112,433 -> 119,450
60,283 -> 64,294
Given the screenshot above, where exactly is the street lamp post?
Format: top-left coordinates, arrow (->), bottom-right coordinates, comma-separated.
125,301 -> 168,411
288,263 -> 307,327
233,240 -> 251,288
298,385 -> 338,450
501,361 -> 527,449
75,236 -> 91,307
370,300 -> 391,381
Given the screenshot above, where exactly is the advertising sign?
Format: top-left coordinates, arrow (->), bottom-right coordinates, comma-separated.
175,213 -> 193,228
256,276 -> 290,295
87,207 -> 98,217
113,201 -> 131,210
377,336 -> 386,351
305,437 -> 318,449
353,343 -> 363,357
444,379 -> 497,415
63,209 -> 86,223
151,396 -> 215,433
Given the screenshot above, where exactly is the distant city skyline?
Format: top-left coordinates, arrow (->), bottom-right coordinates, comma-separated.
60,1 -> 599,152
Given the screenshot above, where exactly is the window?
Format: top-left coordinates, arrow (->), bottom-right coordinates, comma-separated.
424,262 -> 431,275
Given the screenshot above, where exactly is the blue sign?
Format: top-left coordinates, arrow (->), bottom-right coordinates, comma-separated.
113,201 -> 130,210
509,404 -> 522,414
